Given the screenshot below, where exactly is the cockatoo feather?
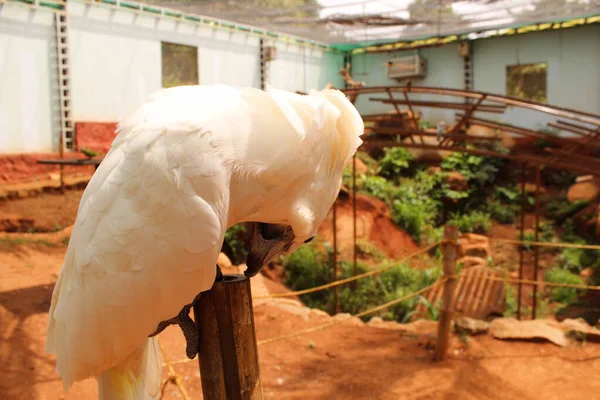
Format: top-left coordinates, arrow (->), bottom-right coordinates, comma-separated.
46,85 -> 364,398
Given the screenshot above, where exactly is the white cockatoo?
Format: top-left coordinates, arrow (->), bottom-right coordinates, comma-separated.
46,84 -> 364,399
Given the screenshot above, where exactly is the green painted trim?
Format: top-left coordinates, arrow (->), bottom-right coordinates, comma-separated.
341,13 -> 600,53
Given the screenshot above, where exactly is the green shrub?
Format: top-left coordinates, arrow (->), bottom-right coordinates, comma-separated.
222,224 -> 248,265
378,147 -> 415,179
441,148 -> 503,189
504,283 -> 518,317
545,198 -> 589,222
283,241 -> 442,322
545,268 -> 584,305
447,211 -> 492,234
488,200 -> 517,224
361,175 -> 392,201
356,240 -> 386,261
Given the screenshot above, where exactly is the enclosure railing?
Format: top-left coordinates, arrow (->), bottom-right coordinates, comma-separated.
157,228 -> 600,398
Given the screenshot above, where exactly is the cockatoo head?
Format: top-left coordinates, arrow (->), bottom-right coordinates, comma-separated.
244,87 -> 363,277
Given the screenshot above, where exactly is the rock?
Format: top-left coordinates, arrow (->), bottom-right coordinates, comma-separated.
217,252 -> 232,269
567,178 -> 600,203
457,256 -> 487,269
489,318 -> 569,347
581,267 -> 594,278
561,318 -> 600,341
455,317 -> 489,335
459,233 -> 491,259
445,171 -> 468,192
368,316 -> 384,325
354,158 -> 369,175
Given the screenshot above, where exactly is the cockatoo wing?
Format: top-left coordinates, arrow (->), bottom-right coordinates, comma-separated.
46,87 -> 240,388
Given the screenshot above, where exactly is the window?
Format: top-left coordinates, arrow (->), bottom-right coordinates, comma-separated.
161,42 -> 199,88
506,63 -> 547,103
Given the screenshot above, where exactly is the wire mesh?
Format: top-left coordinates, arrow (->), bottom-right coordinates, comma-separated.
144,0 -> 600,45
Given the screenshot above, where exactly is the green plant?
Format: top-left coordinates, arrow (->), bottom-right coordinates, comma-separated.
441,148 -> 504,189
545,198 -> 589,222
355,240 -> 386,261
361,175 -> 392,201
447,210 -> 492,234
377,147 -> 415,179
488,200 -> 517,224
283,242 -> 442,322
222,224 -> 249,265
545,268 -> 584,305
504,283 -> 518,317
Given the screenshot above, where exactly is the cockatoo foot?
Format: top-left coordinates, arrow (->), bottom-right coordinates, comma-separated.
148,265 -> 224,359
149,302 -> 198,359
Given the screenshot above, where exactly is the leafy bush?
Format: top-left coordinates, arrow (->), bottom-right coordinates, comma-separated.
504,283 -> 518,317
283,241 -> 442,322
377,147 -> 415,179
493,186 -> 521,205
441,148 -> 503,189
488,200 -> 517,224
545,198 -> 589,222
361,175 -> 392,201
521,221 -> 555,251
545,268 -> 584,304
447,210 -> 492,234
356,240 -> 386,261
222,224 -> 249,265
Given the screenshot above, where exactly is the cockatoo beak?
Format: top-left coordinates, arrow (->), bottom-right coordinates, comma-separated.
245,222 -> 295,277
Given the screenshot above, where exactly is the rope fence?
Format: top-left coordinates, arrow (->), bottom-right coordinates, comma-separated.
168,277 -> 446,366
253,241 -> 441,300
486,236 -> 600,250
158,230 -> 600,395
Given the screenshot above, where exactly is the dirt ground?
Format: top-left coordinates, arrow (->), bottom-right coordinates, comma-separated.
2,187 -> 600,400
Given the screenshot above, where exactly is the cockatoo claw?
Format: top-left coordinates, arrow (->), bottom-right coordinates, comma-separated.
149,265 -> 224,359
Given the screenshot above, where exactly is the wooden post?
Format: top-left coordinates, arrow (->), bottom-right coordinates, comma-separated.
194,274 -> 264,400
517,162 -> 527,320
532,165 -> 541,320
352,154 -> 358,291
434,225 -> 459,362
332,201 -> 339,315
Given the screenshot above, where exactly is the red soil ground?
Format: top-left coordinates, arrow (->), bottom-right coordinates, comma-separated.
1,185 -> 600,399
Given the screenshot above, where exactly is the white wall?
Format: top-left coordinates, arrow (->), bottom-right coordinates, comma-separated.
473,24 -> 600,131
268,41 -> 345,92
68,1 -> 262,122
353,25 -> 600,131
0,4 -> 58,153
351,44 -> 464,124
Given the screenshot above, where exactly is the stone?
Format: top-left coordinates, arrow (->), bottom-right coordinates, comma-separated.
217,252 -> 232,269
567,178 -> 600,203
489,318 -> 568,347
561,318 -> 600,341
455,316 -> 489,335
459,233 -> 491,259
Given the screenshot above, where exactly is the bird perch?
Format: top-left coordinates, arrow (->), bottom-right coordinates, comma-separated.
194,274 -> 264,400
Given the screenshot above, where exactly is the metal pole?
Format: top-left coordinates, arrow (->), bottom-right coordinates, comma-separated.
532,166 -> 541,319
434,225 -> 459,362
332,201 -> 339,315
517,162 -> 527,320
195,275 -> 264,400
352,155 -> 358,291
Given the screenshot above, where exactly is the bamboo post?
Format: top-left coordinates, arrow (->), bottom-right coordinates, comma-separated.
352,154 -> 358,291
532,165 -> 541,319
434,225 -> 459,362
194,274 -> 264,400
517,162 -> 527,320
332,201 -> 339,315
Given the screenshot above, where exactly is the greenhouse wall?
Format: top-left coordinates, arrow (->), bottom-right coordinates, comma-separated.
354,24 -> 600,131
0,0 -> 340,158
0,4 -> 58,153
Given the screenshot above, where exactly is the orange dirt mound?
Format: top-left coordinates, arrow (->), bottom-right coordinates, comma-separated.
318,194 -> 419,260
